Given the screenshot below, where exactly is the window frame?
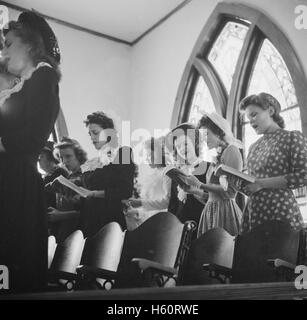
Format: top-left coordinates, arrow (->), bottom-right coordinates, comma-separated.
171,3 -> 307,143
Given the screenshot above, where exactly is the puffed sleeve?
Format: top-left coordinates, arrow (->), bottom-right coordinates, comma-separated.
284,131 -> 307,189
2,66 -> 60,154
222,144 -> 243,171
220,144 -> 243,197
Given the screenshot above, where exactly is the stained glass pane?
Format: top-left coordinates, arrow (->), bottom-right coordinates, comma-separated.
282,108 -> 301,131
247,39 -> 298,110
188,76 -> 216,125
208,21 -> 249,93
188,76 -> 217,162
243,38 -> 301,151
242,39 -> 306,220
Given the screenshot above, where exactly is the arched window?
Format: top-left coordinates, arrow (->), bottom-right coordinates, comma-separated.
172,3 -> 307,220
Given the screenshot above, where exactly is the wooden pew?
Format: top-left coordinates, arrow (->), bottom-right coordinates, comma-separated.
4,282 -> 307,300
76,212 -> 196,289
203,221 -> 306,284
180,228 -> 235,285
48,229 -> 85,290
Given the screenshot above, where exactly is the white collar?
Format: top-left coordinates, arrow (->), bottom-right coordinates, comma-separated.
0,62 -> 52,106
81,145 -> 119,173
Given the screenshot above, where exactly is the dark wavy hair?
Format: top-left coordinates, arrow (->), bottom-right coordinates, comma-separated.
40,141 -> 58,164
239,92 -> 285,129
167,123 -> 200,163
54,137 -> 87,165
3,21 -> 61,80
197,115 -> 226,140
84,111 -> 118,148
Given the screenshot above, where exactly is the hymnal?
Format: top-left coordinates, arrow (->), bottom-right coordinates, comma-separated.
54,175 -> 92,198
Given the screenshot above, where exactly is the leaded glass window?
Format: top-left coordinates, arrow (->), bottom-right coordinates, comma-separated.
208,22 -> 249,93
188,76 -> 215,125
174,3 -> 307,221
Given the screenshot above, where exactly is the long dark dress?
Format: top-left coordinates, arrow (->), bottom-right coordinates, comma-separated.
168,160 -> 209,228
0,66 -> 60,293
80,146 -> 135,237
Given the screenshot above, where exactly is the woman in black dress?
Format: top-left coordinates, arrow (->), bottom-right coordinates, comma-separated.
80,112 -> 135,237
0,11 -> 61,293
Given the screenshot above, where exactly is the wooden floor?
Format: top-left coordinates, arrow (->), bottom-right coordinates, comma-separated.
3,282 -> 307,300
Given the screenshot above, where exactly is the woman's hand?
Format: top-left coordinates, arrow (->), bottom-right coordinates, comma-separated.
183,175 -> 202,188
181,184 -> 200,195
243,179 -> 263,194
47,207 -> 63,222
124,207 -> 141,219
122,198 -> 142,208
85,189 -> 105,198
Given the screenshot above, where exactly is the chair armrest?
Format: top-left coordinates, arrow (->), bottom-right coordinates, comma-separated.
203,263 -> 232,283
267,259 -> 297,282
48,270 -> 78,290
48,210 -> 80,223
48,269 -> 78,282
267,259 -> 296,270
76,265 -> 117,280
203,263 -> 232,276
132,258 -> 178,277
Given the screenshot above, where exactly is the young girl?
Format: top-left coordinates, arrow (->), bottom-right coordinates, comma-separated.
123,136 -> 172,230
183,112 -> 243,237
167,123 -> 210,229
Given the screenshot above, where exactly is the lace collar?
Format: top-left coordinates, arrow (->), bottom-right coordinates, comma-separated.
0,62 -> 52,106
81,144 -> 119,173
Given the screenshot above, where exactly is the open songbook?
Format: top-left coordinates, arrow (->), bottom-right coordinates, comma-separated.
214,164 -> 256,195
53,175 -> 92,198
163,165 -> 190,188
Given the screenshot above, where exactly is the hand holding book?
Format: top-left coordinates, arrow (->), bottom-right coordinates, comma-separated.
241,180 -> 263,195
52,175 -> 93,198
163,165 -> 191,189
164,165 -> 203,190
214,164 -> 256,195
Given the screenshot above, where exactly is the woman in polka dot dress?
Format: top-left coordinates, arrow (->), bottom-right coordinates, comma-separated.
239,92 -> 307,232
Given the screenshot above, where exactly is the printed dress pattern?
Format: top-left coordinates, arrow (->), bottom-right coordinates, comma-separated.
242,129 -> 307,232
197,145 -> 243,237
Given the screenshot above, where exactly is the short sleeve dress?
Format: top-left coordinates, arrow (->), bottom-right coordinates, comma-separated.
197,144 -> 243,237
242,129 -> 307,232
